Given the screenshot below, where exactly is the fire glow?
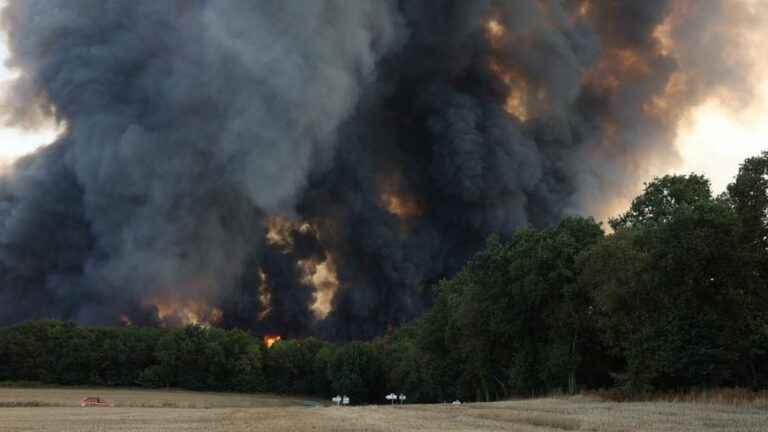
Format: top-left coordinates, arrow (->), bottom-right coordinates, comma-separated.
380,190 -> 423,219
149,297 -> 223,327
257,267 -> 271,320
265,215 -> 313,252
265,214 -> 340,319
378,174 -> 424,220
299,255 -> 339,319
263,334 -> 281,348
487,43 -> 530,122
486,18 -> 505,48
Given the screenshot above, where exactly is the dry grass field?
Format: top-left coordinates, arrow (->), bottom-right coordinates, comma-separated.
0,387 -> 766,431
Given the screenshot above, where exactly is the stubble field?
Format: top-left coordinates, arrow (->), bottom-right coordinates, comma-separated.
0,387 -> 766,431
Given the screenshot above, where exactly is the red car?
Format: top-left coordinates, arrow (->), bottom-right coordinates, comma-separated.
80,397 -> 113,407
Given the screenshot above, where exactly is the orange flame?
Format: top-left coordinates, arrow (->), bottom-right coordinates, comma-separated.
505,86 -> 529,122
257,267 -> 271,320
263,334 -> 282,348
149,296 -> 222,327
577,1 -> 591,18
265,215 -> 338,319
486,19 -> 506,48
489,60 -> 530,121
298,255 -> 339,319
265,215 -> 313,252
378,174 -> 424,220
380,191 -> 424,219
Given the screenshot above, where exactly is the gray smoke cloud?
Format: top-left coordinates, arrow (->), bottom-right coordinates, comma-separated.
0,0 -> 763,338
0,0 -> 402,325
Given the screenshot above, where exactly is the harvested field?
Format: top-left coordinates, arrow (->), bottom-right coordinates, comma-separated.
0,387 -> 766,431
0,386 -> 316,409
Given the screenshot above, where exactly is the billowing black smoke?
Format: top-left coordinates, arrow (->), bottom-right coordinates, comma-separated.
0,0 -> 761,339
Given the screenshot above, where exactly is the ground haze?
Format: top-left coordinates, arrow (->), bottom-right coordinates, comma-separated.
0,387 -> 766,431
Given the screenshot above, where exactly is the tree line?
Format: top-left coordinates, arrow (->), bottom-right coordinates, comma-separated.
2,153 -> 768,403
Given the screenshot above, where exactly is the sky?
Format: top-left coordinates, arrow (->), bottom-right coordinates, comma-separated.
0,3 -> 766,209
675,84 -> 768,193
0,23 -> 60,165
669,0 -> 768,194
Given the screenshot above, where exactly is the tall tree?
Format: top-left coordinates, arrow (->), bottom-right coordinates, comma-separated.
610,174 -> 712,230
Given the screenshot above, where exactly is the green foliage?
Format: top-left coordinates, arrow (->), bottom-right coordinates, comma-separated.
585,172 -> 768,392
728,152 -> 768,250
374,324 -> 445,402
265,337 -> 330,395
610,174 -> 712,230
436,218 -> 606,399
327,342 -> 384,403
0,323 -> 268,393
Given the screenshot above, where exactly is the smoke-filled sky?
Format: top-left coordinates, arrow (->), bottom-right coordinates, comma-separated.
2,1 -> 766,202
0,22 -> 59,164
0,0 -> 766,339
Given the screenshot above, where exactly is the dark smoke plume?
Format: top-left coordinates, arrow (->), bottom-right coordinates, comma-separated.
0,0 -> 762,339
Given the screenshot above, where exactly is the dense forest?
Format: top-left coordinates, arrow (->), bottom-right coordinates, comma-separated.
2,153 -> 768,404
